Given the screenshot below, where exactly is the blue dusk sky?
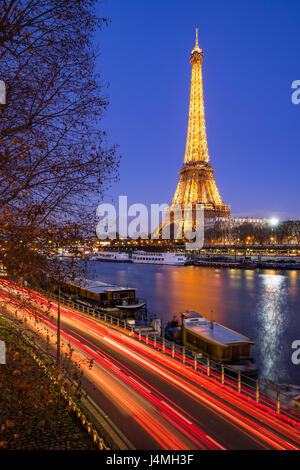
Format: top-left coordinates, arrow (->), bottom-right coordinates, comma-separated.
94,0 -> 300,220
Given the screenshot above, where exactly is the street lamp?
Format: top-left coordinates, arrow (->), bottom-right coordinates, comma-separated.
268,217 -> 279,249
269,217 -> 279,227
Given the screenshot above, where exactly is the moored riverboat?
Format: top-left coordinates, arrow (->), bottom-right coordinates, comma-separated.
89,251 -> 131,262
60,279 -> 145,319
166,311 -> 257,375
193,259 -> 257,269
257,261 -> 300,270
132,251 -> 187,265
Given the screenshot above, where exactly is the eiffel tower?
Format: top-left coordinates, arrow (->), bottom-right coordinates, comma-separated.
171,29 -> 230,222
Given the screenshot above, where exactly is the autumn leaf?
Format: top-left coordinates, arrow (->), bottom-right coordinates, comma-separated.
5,420 -> 14,428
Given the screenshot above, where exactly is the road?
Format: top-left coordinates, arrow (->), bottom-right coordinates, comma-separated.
0,280 -> 299,450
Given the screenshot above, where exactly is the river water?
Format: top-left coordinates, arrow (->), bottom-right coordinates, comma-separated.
87,261 -> 300,385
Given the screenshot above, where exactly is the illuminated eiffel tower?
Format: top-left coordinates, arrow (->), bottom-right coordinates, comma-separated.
171,29 -> 230,221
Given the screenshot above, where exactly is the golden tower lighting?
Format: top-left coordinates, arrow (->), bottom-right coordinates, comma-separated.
171,29 -> 230,219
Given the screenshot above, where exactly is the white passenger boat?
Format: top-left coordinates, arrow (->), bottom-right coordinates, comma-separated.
90,251 -> 131,262
57,250 -> 75,259
132,251 -> 187,266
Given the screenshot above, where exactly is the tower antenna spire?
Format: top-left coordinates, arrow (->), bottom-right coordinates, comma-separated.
192,27 -> 201,53
195,27 -> 199,49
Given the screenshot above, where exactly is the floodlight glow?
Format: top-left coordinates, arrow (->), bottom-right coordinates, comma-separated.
269,217 -> 279,227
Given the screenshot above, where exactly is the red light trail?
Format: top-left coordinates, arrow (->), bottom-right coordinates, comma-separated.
0,280 -> 299,450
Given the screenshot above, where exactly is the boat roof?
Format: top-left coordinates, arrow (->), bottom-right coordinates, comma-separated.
182,311 -> 203,319
183,311 -> 253,346
98,251 -> 128,255
73,279 -> 135,294
134,250 -> 185,255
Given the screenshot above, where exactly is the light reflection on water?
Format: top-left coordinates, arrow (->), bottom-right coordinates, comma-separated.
256,274 -> 288,383
88,262 -> 300,385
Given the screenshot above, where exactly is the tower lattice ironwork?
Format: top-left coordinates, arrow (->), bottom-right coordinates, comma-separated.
171,29 -> 230,219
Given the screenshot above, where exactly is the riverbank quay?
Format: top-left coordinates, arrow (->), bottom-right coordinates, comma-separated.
195,244 -> 300,260
0,309 -> 107,450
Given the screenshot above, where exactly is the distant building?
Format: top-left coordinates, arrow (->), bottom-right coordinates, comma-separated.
205,216 -> 268,230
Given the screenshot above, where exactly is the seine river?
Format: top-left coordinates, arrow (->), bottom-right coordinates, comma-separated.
88,261 -> 300,386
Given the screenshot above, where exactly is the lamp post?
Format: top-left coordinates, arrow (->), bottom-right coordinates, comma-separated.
268,217 -> 279,248
55,265 -> 62,368
56,283 -> 61,367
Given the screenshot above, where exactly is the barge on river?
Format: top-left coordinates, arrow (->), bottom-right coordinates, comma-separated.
60,279 -> 145,319
166,311 -> 257,375
193,260 -> 257,269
